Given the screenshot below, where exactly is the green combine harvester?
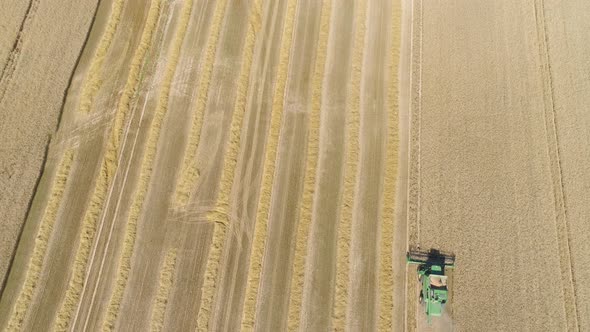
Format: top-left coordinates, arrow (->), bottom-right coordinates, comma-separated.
407,248 -> 455,323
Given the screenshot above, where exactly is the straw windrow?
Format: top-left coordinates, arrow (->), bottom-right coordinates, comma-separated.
332,0 -> 366,329
240,0 -> 297,329
196,0 -> 263,329
286,1 -> 331,329
5,149 -> 75,331
173,0 -> 229,207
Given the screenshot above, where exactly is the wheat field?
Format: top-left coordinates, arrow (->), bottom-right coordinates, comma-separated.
2,0 -> 589,331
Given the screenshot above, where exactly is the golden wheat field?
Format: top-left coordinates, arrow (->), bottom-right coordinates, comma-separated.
1,0 -> 589,331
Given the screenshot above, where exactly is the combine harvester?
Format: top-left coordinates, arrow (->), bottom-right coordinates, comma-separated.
407,248 -> 455,323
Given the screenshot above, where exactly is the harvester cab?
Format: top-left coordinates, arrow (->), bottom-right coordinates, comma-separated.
407,249 -> 455,324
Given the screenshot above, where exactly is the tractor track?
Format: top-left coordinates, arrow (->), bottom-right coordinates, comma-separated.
0,0 -> 40,103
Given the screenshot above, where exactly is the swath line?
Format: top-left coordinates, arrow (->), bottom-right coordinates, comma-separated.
73,1 -> 177,329
378,0 -> 401,329
196,0 -> 262,329
148,248 -> 178,332
239,0 -> 297,329
173,0 -> 230,207
286,0 -> 331,329
332,0 -> 366,329
5,149 -> 75,331
78,0 -> 126,114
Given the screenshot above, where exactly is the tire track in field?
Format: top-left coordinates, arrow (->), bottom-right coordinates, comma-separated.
298,2 -> 355,330
4,149 -> 75,331
75,3 -> 178,327
333,0 -> 366,329
533,0 -> 579,329
81,1 -> 191,330
111,0 -> 234,328
52,1 -> 164,329
392,0 -> 412,329
239,0 -> 296,328
286,0 -> 330,329
107,0 -> 217,328
0,0 -> 40,103
187,0 -> 261,330
347,0 -> 392,329
73,2 -> 177,328
185,0 -> 289,328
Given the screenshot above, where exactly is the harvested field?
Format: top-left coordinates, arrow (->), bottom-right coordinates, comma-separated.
2,0 -> 589,331
1,0 -> 401,330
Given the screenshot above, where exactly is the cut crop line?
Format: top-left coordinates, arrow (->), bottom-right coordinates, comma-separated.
332,0 -> 366,330
5,149 -> 75,331
416,0 -> 423,244
89,85 -> 152,332
286,0 -> 331,330
173,0 -> 229,207
0,0 -> 40,103
78,0 -> 126,114
240,0 -> 297,329
404,0 -> 416,326
52,1 -> 164,330
149,248 -> 178,332
196,220 -> 227,330
97,1 -> 193,330
195,0 -> 262,328
378,0 -> 401,329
